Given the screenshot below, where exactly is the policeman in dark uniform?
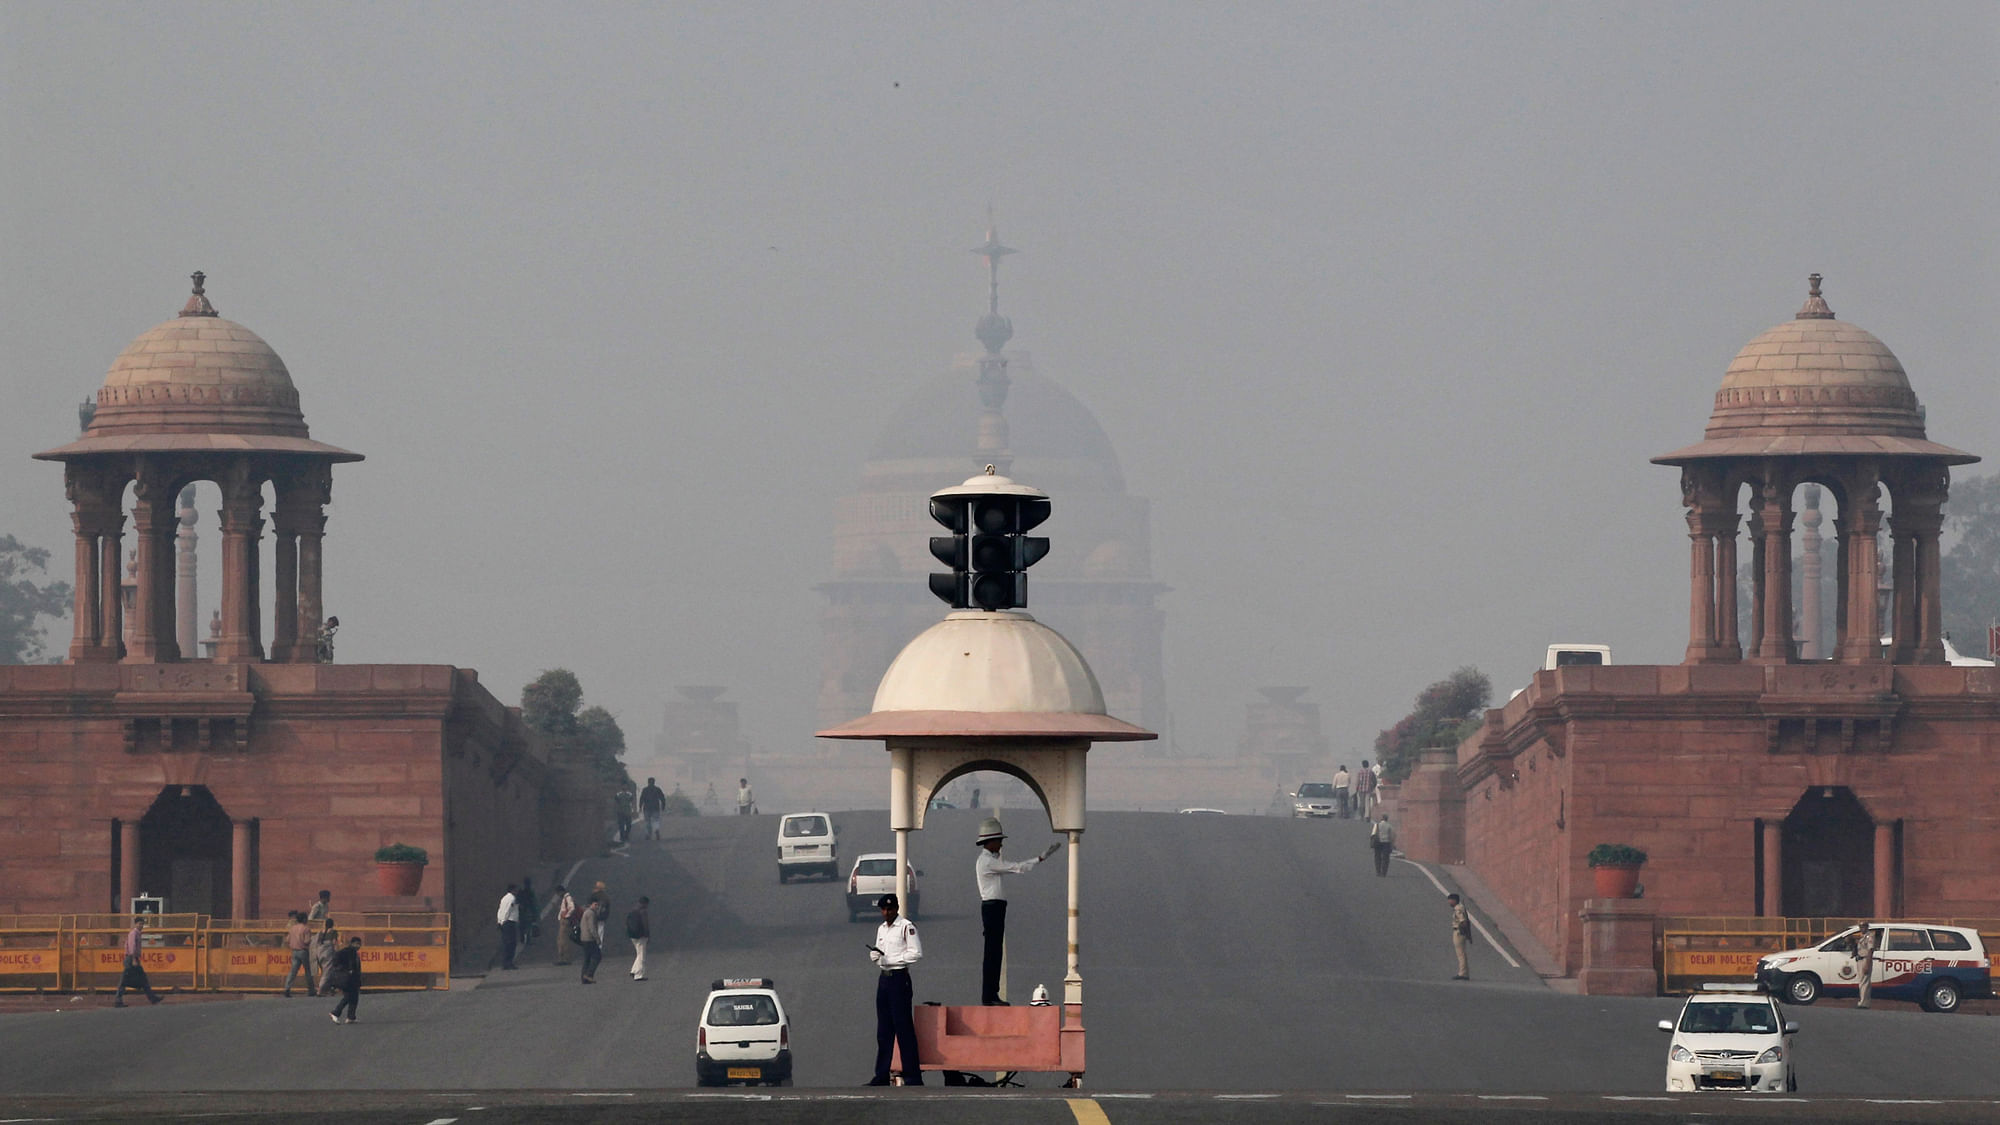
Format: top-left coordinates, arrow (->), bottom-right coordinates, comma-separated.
867,893 -> 924,1086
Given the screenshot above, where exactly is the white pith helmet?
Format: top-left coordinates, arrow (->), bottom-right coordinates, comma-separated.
977,816 -> 1005,846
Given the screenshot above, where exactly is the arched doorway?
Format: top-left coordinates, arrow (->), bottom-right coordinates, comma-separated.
1781,787 -> 1872,917
138,786 -> 233,917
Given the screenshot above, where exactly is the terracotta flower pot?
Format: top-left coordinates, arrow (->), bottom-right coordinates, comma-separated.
376,861 -> 426,896
1591,863 -> 1642,898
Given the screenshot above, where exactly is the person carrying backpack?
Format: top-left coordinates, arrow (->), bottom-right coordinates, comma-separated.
626,896 -> 651,981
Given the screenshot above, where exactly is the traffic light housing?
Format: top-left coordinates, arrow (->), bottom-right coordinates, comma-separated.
926,469 -> 1051,611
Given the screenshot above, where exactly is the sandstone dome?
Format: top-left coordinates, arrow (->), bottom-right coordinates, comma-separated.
864,360 -> 1127,493
1655,276 -> 1976,466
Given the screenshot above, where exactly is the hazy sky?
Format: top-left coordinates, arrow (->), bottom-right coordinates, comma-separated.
4,3 -> 1996,763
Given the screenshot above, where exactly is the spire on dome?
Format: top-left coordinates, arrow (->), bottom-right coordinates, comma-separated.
971,207 -> 1016,355
1796,272 -> 1834,320
180,270 -> 218,318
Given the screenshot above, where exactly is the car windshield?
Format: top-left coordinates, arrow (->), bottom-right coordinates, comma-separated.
783,817 -> 827,838
707,995 -> 779,1026
1679,1002 -> 1778,1035
1297,783 -> 1334,798
856,859 -> 897,876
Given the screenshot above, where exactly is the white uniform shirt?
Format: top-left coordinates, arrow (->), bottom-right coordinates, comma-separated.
872,914 -> 923,970
1333,768 -> 1351,790
496,891 -> 518,925
976,849 -> 1042,902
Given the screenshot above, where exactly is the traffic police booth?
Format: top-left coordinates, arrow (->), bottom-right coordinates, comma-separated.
819,468 -> 1153,1087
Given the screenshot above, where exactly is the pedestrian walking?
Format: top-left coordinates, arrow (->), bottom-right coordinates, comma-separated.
578,897 -> 604,984
1369,812 -> 1396,877
973,817 -> 1059,1005
1448,893 -> 1471,980
306,889 -> 332,924
518,877 -> 540,950
626,896 -> 651,980
553,884 -> 577,965
866,893 -> 923,1086
639,777 -> 668,840
326,936 -> 364,1023
736,777 -> 755,816
281,911 -> 317,997
494,884 -> 520,970
1354,760 -> 1378,819
1854,922 -> 1877,1008
310,917 -> 338,995
1332,763 -> 1353,819
615,786 -> 636,843
112,916 -> 162,1007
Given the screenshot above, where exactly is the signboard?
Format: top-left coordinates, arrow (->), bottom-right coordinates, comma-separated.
1665,949 -> 1763,978
0,949 -> 59,976
89,947 -> 195,974
360,946 -> 449,974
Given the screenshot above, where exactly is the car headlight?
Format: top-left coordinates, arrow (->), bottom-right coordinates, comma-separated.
1756,1046 -> 1783,1064
1670,1046 -> 1693,1063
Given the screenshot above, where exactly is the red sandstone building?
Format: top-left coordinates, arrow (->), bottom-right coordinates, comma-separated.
1399,276 -> 1998,980
0,276 -> 597,937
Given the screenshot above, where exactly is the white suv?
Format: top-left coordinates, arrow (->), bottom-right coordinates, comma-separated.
1754,923 -> 1992,1012
695,977 -> 792,1087
846,852 -> 920,922
1658,984 -> 1798,1092
776,813 -> 838,883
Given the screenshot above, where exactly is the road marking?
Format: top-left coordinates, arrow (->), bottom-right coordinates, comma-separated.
422,1118 -> 459,1124
1066,1100 -> 1112,1125
1398,858 -> 1522,969
1216,1094 -> 1279,1099
1477,1095 -> 1547,1100
1865,1101 -> 1944,1105
689,1094 -> 772,1101
1603,1096 -> 1672,1101
1093,1093 -> 1153,1098
568,1092 -> 634,1097
1341,1094 -> 1412,1100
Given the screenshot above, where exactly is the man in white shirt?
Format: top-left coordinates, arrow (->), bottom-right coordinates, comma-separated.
974,817 -> 1060,1005
1332,764 -> 1353,818
736,778 -> 755,816
867,893 -> 923,1086
494,884 -> 520,971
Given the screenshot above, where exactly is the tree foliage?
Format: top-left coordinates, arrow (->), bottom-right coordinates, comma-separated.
0,535 -> 73,665
1942,472 -> 2000,656
1372,666 -> 1492,783
519,669 -> 631,792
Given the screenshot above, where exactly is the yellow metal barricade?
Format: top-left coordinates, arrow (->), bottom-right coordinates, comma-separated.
204,919 -> 297,991
1660,916 -> 2000,994
341,913 -> 452,990
0,915 -> 66,992
69,914 -> 205,993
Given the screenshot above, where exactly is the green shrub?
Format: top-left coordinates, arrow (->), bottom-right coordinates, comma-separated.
1586,843 -> 1647,868
374,843 -> 429,865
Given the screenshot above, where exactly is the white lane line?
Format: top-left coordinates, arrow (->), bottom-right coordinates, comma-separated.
687,1094 -> 772,1101
1603,1095 -> 1673,1101
1399,858 -> 1522,969
1865,1100 -> 1944,1105
1094,1093 -> 1154,1098
1216,1093 -> 1279,1099
568,1092 -> 635,1097
1341,1094 -> 1413,1100
422,1118 -> 459,1124
1477,1095 -> 1547,1100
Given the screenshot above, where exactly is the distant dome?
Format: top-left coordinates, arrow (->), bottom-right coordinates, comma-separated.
866,361 -> 1126,492
1655,277 -> 1975,466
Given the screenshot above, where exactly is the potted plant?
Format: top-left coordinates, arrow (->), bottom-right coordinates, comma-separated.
1587,843 -> 1647,898
374,843 -> 429,896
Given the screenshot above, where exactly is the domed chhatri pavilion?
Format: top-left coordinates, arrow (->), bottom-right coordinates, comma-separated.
817,227 -> 1169,742
1,275 -> 598,940
1395,276 -> 1998,991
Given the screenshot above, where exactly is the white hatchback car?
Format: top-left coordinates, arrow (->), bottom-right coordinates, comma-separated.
695,977 -> 792,1087
776,812 -> 838,883
846,852 -> 920,922
1658,984 -> 1797,1092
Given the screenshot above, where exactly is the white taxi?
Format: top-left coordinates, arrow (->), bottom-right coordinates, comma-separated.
1658,983 -> 1798,1092
695,977 -> 792,1087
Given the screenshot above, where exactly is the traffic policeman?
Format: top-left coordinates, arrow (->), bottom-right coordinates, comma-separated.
975,816 -> 1059,1005
867,892 -> 924,1086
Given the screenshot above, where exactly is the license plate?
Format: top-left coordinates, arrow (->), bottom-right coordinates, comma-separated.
795,845 -> 819,853
1704,1069 -> 1745,1082
727,1067 -> 762,1079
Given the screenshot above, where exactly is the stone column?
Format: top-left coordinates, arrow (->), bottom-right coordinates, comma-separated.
1872,821 -> 1895,920
231,818 -> 255,920
1579,899 -> 1658,995
216,468 -> 264,663
99,527 -> 124,661
1839,482 -> 1884,663
124,478 -> 171,663
1752,480 -> 1794,663
175,487 -> 199,658
270,527 -> 299,661
1761,821 -> 1781,918
1799,485 -> 1824,660
296,510 -> 327,658
1684,508 -> 1716,663
68,512 -> 101,661
1715,518 -> 1741,660
119,820 -> 141,912
1064,828 -> 1082,1005
1887,513 -> 1918,665
1904,475 -> 1948,665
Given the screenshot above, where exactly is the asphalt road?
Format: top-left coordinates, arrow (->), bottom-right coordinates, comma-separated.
3,808 -> 1998,1121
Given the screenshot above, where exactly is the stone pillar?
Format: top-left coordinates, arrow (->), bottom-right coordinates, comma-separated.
1578,899 -> 1658,995
297,511 -> 327,658
1684,511 -> 1716,663
1833,518 -> 1850,654
175,487 -> 199,658
1873,821 -> 1895,920
1761,821 -> 1782,917
1840,483 -> 1884,663
1887,514 -> 1918,665
68,513 -> 101,661
1715,521 -> 1741,660
1752,480 -> 1794,663
1904,480 -> 1948,665
119,819 -> 141,912
99,527 -> 124,661
1799,485 -> 1823,660
1064,828 -> 1082,1005
124,479 -> 171,663
270,528 -> 300,661
216,469 -> 264,663
231,818 -> 255,920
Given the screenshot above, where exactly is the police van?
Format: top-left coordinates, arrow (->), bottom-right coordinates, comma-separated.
695,977 -> 792,1086
1754,923 -> 1991,1012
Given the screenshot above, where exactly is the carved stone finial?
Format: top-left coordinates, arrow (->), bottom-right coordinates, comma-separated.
1796,272 -> 1834,320
180,270 -> 219,317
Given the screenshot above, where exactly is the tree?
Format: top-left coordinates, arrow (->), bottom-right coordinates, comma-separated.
519,669 -> 632,791
1372,666 -> 1492,783
0,535 -> 72,665
1942,472 -> 2000,657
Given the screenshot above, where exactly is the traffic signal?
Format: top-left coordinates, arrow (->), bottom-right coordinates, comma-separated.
926,469 -> 1051,611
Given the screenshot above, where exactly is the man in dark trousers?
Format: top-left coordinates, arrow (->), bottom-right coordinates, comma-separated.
639,776 -> 668,840
974,817 -> 1059,1005
867,893 -> 923,1086
494,884 -> 520,970
327,935 -> 363,1023
1369,812 -> 1397,877
112,916 -> 162,1007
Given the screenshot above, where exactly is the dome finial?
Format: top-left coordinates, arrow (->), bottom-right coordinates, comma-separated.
180,270 -> 218,318
972,206 -> 1016,355
1796,272 -> 1834,320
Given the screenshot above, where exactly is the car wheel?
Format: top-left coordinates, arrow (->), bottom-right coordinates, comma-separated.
778,869 -> 789,884
1922,978 -> 1961,1013
1783,973 -> 1820,1006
